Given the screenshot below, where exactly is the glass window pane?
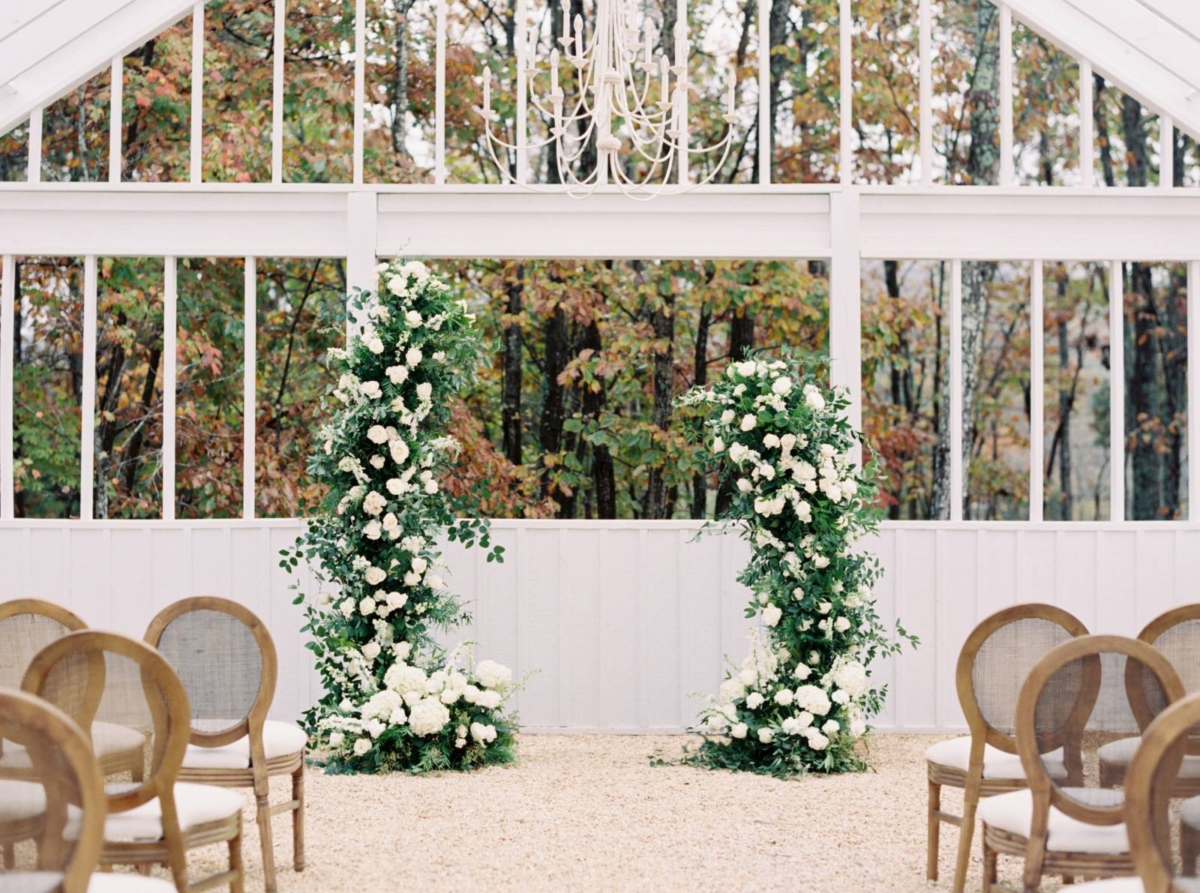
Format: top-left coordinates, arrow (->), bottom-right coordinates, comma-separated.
1124,262 -> 1188,520
1012,23 -> 1079,186
862,259 -> 951,519
0,120 -> 30,182
852,0 -> 920,184
963,260 -> 1030,520
1093,76 -> 1160,188
120,21 -> 194,182
41,70 -> 112,182
203,0 -> 274,183
1043,262 -> 1109,520
933,0 -> 1000,185
285,0 -> 356,183
770,0 -> 840,184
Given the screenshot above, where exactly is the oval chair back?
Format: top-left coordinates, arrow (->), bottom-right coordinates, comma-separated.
0,599 -> 87,691
0,688 -> 107,893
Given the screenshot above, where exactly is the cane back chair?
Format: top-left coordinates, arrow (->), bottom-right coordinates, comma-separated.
21,631 -> 245,893
145,598 -> 306,893
925,603 -> 1088,892
0,687 -> 175,893
979,635 -> 1186,893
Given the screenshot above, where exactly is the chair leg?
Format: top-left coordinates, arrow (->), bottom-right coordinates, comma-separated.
3,842 -> 14,869
131,746 -> 145,784
982,833 -> 998,893
229,816 -> 245,893
927,776 -> 941,881
952,777 -> 982,893
293,758 -> 306,872
257,791 -> 278,893
1183,821 -> 1200,877
1022,831 -> 1048,893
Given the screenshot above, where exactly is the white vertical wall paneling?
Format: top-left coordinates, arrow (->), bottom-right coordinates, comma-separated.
897,529 -> 938,729
998,5 -> 1013,187
1030,262 -> 1044,522
1161,114 -> 1174,188
190,4 -> 204,184
28,107 -> 42,183
1110,261 -> 1125,519
839,0 -> 852,185
756,0 -> 769,185
1136,529 -> 1175,628
162,257 -> 177,520
950,260 -> 964,520
1080,60 -> 1094,188
434,0 -> 446,184
352,0 -> 365,185
829,190 -> 863,447
1190,262 -> 1200,517
242,257 -> 256,518
938,528 -> 976,727
80,256 -> 97,520
0,255 -> 13,519
918,0 -> 932,186
109,56 -> 123,183
271,0 -> 286,184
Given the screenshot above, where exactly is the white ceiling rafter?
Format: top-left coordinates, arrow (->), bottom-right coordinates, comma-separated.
0,0 -> 199,139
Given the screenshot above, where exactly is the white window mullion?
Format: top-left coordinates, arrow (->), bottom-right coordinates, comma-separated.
80,256 -> 98,520
757,0 -> 769,185
435,0 -> 447,184
190,3 -> 204,183
163,257 -> 178,520
1030,262 -> 1044,521
515,0 -> 528,185
950,259 -> 964,521
353,0 -> 366,185
1110,260 -> 1125,520
28,108 -> 42,184
1189,261 -> 1199,518
838,0 -> 852,185
677,0 -> 689,185
1079,59 -> 1094,188
1161,113 -> 1174,189
243,257 -> 257,518
110,56 -> 124,183
1,255 -> 14,519
918,0 -> 932,186
998,4 -> 1013,187
272,0 -> 286,184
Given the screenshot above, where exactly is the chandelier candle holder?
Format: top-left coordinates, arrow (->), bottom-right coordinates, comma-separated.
479,0 -> 739,198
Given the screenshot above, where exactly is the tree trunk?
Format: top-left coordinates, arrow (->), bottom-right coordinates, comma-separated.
538,301 -> 569,510
1094,75 -> 1116,187
691,303 -> 711,519
931,263 -> 952,519
501,264 -> 524,465
644,281 -> 676,520
580,319 -> 616,518
390,0 -> 419,159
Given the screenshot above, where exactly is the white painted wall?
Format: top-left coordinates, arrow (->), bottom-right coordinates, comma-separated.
3,519 -> 1198,733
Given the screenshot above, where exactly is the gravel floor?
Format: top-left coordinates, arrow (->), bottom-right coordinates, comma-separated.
158,734 -> 1051,891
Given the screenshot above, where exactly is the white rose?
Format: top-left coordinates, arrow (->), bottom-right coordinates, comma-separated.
804,385 -> 826,411
359,597 -> 376,616
389,438 -> 410,465
367,425 -> 389,444
328,731 -> 344,747
339,599 -> 355,618
406,347 -> 423,367
406,310 -> 423,327
762,604 -> 783,627
834,616 -> 851,633
424,479 -> 439,495
712,436 -> 726,454
477,689 -> 502,710
736,478 -> 752,493
404,571 -> 422,587
411,557 -> 429,574
475,660 -> 513,690
818,601 -> 832,615
745,692 -> 765,710
720,409 -> 736,425
772,377 -> 793,396
730,723 -> 748,739
387,275 -> 408,296
740,414 -> 757,432
353,738 -> 372,756
735,360 -> 757,377
362,642 -> 381,660
386,590 -> 408,611
416,382 -> 433,402
362,491 -> 387,515
774,688 -> 794,707
360,381 -> 382,399
758,728 -> 774,744
408,698 -> 451,736
363,519 -> 382,540
365,336 -> 385,355
387,365 -> 409,384
807,731 -> 829,751
822,719 -> 840,735
364,566 -> 387,586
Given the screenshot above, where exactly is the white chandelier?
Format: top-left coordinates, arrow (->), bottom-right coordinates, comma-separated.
478,0 -> 739,199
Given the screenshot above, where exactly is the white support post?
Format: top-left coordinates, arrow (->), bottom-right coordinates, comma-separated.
757,0 -> 769,185
243,257 -> 256,518
163,257 -> 177,521
829,191 -> 862,464
950,259 -> 964,521
1109,260 -> 1125,520
346,191 -> 378,336
80,256 -> 98,520
1079,59 -> 1094,188
1189,261 -> 1199,518
0,255 -> 14,519
999,4 -> 1013,187
28,108 -> 42,183
677,0 -> 689,185
839,0 -> 852,185
515,0 -> 528,185
435,0 -> 447,184
190,3 -> 204,183
272,0 -> 286,184
1030,261 -> 1044,522
918,0 -> 932,186
353,0 -> 366,185
1161,113 -> 1174,189
109,56 -> 124,183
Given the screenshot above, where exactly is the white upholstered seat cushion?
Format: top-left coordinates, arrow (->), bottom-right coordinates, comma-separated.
1182,795 -> 1200,829
1098,736 -> 1200,777
182,720 -> 307,770
977,788 -> 1128,854
0,872 -> 177,893
1069,880 -> 1200,893
0,780 -> 45,822
1,722 -> 145,771
924,736 -> 1068,781
66,782 -> 244,842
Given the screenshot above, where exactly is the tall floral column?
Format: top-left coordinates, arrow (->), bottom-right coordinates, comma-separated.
287,260 -> 516,773
679,355 -> 913,776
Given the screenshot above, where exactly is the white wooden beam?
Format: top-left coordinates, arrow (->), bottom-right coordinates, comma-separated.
80,255 -> 98,520
1080,59 -> 1094,188
757,0 -> 769,185
435,0 -> 446,184
1161,113 -> 1174,188
829,189 -> 862,462
999,5 -> 1014,187
189,3 -> 203,184
950,259 -> 964,521
352,0 -> 365,185
1109,260 -> 1125,519
243,256 -> 256,519
839,0 -> 852,185
163,255 -> 177,520
27,107 -> 42,183
109,55 -> 123,183
271,0 -> 285,184
919,0 -> 932,185
1030,261 -> 1044,521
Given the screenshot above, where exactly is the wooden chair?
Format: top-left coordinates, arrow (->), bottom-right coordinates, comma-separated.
0,599 -> 145,783
0,687 -> 174,892
978,634 -> 1186,892
21,630 -> 246,893
146,597 -> 306,893
925,603 -> 1088,892
1098,604 -> 1200,794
